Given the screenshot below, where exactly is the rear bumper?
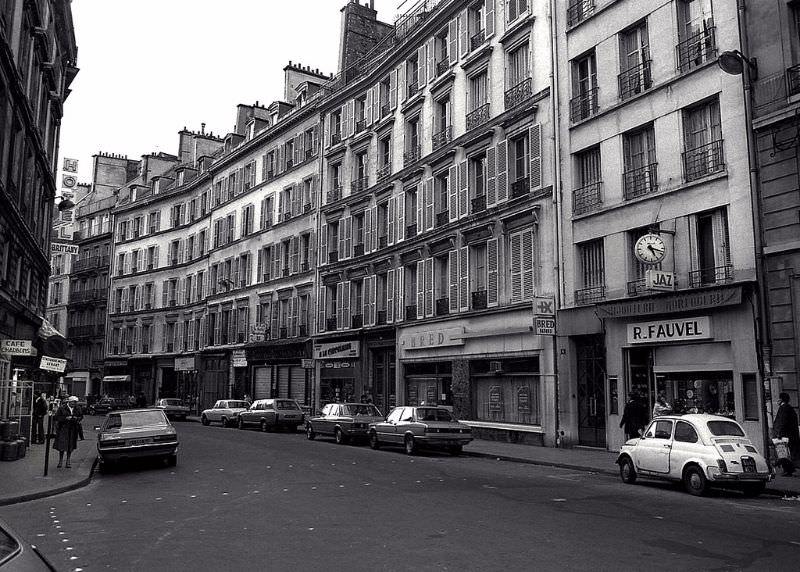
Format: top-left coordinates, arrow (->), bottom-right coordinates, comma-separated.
98,442 -> 178,462
708,468 -> 773,482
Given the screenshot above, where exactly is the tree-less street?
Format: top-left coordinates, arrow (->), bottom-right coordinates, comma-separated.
2,422 -> 799,572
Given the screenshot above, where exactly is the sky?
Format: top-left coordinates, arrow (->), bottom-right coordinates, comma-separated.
58,0 -> 401,187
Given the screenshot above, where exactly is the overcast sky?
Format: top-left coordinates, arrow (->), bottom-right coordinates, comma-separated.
59,0 -> 400,187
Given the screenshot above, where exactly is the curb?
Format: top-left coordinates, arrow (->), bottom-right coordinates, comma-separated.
0,455 -> 98,508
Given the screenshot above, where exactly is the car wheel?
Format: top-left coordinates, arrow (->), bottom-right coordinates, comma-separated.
166,454 -> 177,468
619,456 -> 637,484
335,427 -> 348,445
237,417 -> 245,430
201,415 -> 209,426
404,434 -> 417,456
368,430 -> 380,450
306,424 -> 316,440
448,445 -> 463,456
683,465 -> 708,496
260,420 -> 268,433
741,482 -> 766,497
220,416 -> 229,428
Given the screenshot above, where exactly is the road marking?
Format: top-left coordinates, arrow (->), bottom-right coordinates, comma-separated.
552,498 -> 567,502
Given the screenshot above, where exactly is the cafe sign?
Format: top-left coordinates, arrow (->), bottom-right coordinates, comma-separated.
627,316 -> 712,344
1,339 -> 33,356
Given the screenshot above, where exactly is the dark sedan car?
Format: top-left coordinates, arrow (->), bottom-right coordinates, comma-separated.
368,406 -> 472,455
306,403 -> 384,444
96,409 -> 179,471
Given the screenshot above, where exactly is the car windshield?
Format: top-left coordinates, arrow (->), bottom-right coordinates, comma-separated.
276,400 -> 300,410
228,401 -> 249,409
415,408 -> 454,422
706,420 -> 746,437
340,404 -> 382,417
105,411 -> 167,429
163,399 -> 183,406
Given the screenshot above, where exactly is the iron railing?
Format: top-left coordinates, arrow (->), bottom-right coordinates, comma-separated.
470,30 -> 485,51
570,88 -> 599,122
682,140 -> 724,181
618,59 -> 652,100
471,194 -> 487,214
574,285 -> 606,305
327,186 -> 342,202
689,264 -> 733,288
377,163 -> 392,183
788,64 -> 800,97
466,103 -> 490,131
567,0 -> 595,27
328,251 -> 339,264
404,145 -> 421,165
378,235 -> 388,249
355,119 -> 367,134
626,279 -> 647,297
436,59 -> 449,76
471,290 -> 488,310
377,310 -> 387,325
354,244 -> 365,257
331,132 -> 342,146
407,81 -> 419,98
623,163 -> 658,200
676,26 -> 716,73
405,305 -> 418,320
381,103 -> 391,118
326,317 -> 338,331
511,177 -> 530,199
436,211 -> 449,227
351,314 -> 364,329
432,125 -> 452,151
572,181 -> 602,215
352,176 -> 368,194
505,77 -> 532,111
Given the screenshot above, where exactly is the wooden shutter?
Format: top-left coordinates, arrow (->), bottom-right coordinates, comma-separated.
448,18 -> 458,65
345,216 -> 353,259
487,238 -> 499,307
396,190 -> 405,243
371,83 -> 380,124
448,166 -> 459,223
458,246 -> 469,311
294,133 -> 303,165
162,281 -> 168,307
449,250 -> 459,312
424,257 -> 434,318
336,283 -> 344,330
123,253 -> 131,275
270,302 -> 279,340
371,206 -> 378,252
364,209 -> 374,255
417,44 -> 427,85
529,123 -> 543,191
337,220 -> 345,260
366,88 -> 374,126
396,267 -> 405,323
487,147 -> 497,207
272,244 -> 281,279
510,231 -> 523,301
425,177 -> 434,231
368,276 -> 377,326
485,0 -> 495,39
324,112 -> 331,148
318,287 -> 327,332
458,160 -> 468,218
426,38 -> 435,82
290,237 -> 299,274
319,223 -> 328,264
459,10 -> 468,56
416,261 -> 425,319
521,228 -> 534,300
390,68 -> 398,110
387,197 -> 396,246
497,139 -> 508,202
399,61 -> 407,103
133,286 -> 141,310
343,281 -> 352,329
416,183 -> 424,232
256,248 -> 264,282
386,269 -> 395,323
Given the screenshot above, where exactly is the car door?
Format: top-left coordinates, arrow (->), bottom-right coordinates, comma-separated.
376,407 -> 403,441
668,420 -> 704,478
392,407 -> 415,443
208,401 -> 223,422
635,419 -> 674,474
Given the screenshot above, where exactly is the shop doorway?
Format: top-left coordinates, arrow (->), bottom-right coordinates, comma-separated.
372,350 -> 396,414
576,335 -> 607,448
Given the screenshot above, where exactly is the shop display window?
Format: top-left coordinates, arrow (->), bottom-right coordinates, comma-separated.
656,372 -> 734,417
471,358 -> 541,425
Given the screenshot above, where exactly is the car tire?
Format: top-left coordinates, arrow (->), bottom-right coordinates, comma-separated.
619,456 -> 637,484
335,427 -> 348,445
306,424 -> 316,440
683,465 -> 708,496
741,482 -> 766,497
260,420 -> 268,433
404,434 -> 417,456
448,445 -> 463,456
201,415 -> 209,426
167,454 -> 177,468
368,430 -> 380,450
220,416 -> 229,428
237,417 -> 245,430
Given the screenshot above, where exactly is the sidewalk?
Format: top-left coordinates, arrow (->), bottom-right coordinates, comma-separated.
1,415 -> 797,506
0,417 -> 99,506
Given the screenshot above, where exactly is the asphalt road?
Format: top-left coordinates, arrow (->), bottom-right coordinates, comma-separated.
2,422 -> 800,572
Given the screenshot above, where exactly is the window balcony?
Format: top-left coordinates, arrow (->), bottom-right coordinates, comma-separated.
279,327 -> 288,339
237,332 -> 246,344
352,176 -> 368,194
302,261 -> 310,272
331,132 -> 342,146
618,59 -> 652,100
405,305 -> 418,321
623,163 -> 658,200
327,186 -> 342,203
407,82 -> 419,99
626,279 -> 647,297
351,314 -> 363,329
305,148 -> 314,159
466,103 -> 490,131
505,77 -> 533,111
682,140 -> 724,182
283,212 -> 292,222
285,159 -> 294,169
574,285 -> 606,305
354,244 -> 365,257
432,125 -> 453,151
436,211 -> 449,227
511,177 -> 530,199
471,290 -> 488,310
355,119 -> 367,134
141,345 -> 149,354
470,30 -> 485,51
381,103 -> 391,118
326,317 -> 337,331
282,266 -> 290,277
328,251 -> 339,263
572,181 -> 603,215
435,297 -> 449,317
689,264 -> 733,288
378,235 -> 388,249
266,170 -> 275,181
406,223 -> 418,239
377,310 -> 387,325
304,203 -> 312,213
377,163 -> 392,183
567,0 -> 595,26
436,60 -> 449,76
404,145 -> 421,165
788,64 -> 800,97
471,194 -> 487,214
570,88 -> 599,122
166,343 -> 174,353
676,26 -> 716,73
299,324 -> 308,337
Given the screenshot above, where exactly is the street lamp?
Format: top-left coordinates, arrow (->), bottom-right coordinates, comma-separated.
717,50 -> 758,80
55,195 -> 75,211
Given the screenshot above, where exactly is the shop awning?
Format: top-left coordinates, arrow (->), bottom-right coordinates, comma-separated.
102,375 -> 131,383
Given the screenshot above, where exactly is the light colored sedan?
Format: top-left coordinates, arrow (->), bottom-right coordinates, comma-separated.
368,406 -> 472,455
154,398 -> 190,421
200,399 -> 250,428
617,414 -> 774,496
238,399 -> 305,432
96,409 -> 178,470
306,403 -> 384,444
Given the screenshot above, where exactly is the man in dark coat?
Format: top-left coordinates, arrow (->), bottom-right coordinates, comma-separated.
773,392 -> 800,477
619,392 -> 647,441
32,392 -> 49,444
53,396 -> 83,468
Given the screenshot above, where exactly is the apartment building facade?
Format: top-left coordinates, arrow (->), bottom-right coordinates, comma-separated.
0,0 -> 77,384
316,0 -> 557,442
747,0 -> 800,422
556,0 -> 764,449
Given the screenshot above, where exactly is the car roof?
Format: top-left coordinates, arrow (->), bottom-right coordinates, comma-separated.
649,414 -> 739,422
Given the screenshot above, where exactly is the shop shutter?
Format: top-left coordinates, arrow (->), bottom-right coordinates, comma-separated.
459,246 -> 469,311
449,250 -> 459,313
254,366 -> 272,399
290,367 -> 306,403
278,366 -> 290,399
487,238 -> 499,307
529,123 -> 542,191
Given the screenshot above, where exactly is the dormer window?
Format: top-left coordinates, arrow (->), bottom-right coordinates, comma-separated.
177,170 -> 185,186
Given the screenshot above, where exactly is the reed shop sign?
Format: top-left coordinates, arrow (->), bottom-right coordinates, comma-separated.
627,316 -> 712,344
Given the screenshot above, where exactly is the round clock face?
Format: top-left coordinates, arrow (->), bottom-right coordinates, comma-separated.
634,233 -> 666,264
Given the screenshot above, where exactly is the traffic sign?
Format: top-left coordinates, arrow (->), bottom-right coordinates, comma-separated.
40,356 -> 67,373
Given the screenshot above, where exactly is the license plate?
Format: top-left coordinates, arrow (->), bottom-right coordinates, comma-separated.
128,438 -> 153,446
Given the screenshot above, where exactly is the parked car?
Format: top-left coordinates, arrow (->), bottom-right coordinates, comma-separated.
154,398 -> 190,421
616,414 -> 773,496
201,400 -> 250,427
87,397 -> 129,416
238,399 -> 304,432
0,515 -> 57,571
367,406 -> 473,455
96,408 -> 179,470
306,402 -> 384,444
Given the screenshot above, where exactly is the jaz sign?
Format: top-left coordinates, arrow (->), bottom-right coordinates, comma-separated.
627,316 -> 712,344
646,270 -> 676,292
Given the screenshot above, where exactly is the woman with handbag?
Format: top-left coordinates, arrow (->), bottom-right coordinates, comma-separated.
53,396 -> 84,468
773,392 -> 800,477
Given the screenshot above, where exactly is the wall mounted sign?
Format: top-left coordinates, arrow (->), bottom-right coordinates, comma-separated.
627,316 -> 712,344
1,340 -> 32,355
314,340 -> 359,359
597,286 -> 741,318
399,327 -> 465,351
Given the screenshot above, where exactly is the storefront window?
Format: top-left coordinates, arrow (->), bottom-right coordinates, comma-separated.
656,372 -> 734,417
471,358 -> 541,425
405,362 -> 452,407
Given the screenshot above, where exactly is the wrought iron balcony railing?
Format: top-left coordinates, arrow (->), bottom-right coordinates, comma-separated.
626,279 -> 647,297
676,26 -> 716,73
326,317 -> 337,331
381,103 -> 391,118
355,119 -> 367,134
377,163 -> 392,183
377,310 -> 387,325
471,290 -> 488,310
623,163 -> 658,200
328,251 -> 339,264
436,211 -> 449,227
511,177 -> 530,199
352,176 -> 368,194
378,235 -> 388,249
406,223 -> 418,239
570,88 -> 599,122
470,30 -> 485,51
405,305 -> 418,321
682,140 -> 724,182
404,145 -> 421,165
327,186 -> 342,203
353,244 -> 365,257
788,64 -> 800,97
466,103 -> 490,131
505,78 -> 533,111
351,314 -> 363,329
471,194 -> 487,214
572,181 -> 603,215
436,59 -> 449,76
567,0 -> 595,27
331,132 -> 342,146
299,324 -> 308,337
407,81 -> 419,99
618,59 -> 652,100
689,264 -> 733,288
436,297 -> 449,316
574,285 -> 606,305
432,125 -> 452,151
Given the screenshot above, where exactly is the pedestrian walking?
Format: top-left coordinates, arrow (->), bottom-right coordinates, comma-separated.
652,395 -> 672,418
619,392 -> 646,441
773,392 -> 800,477
53,396 -> 83,468
32,392 -> 49,444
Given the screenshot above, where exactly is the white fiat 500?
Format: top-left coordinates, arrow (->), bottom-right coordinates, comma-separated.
616,414 -> 773,497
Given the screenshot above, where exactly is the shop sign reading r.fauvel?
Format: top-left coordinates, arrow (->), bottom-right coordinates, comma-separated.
627,316 -> 712,344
